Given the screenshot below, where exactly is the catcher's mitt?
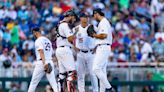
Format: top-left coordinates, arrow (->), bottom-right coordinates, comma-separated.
44,63 -> 52,74
87,25 -> 96,37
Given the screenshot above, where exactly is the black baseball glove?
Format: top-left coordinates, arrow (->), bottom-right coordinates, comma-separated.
87,25 -> 96,37
44,63 -> 52,74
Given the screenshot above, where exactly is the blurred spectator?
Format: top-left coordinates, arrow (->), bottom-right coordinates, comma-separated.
21,54 -> 33,76
154,29 -> 164,41
138,18 -> 150,36
150,0 -> 164,17
130,40 -> 139,62
115,19 -> 130,35
93,0 -> 105,9
11,53 -> 21,70
117,45 -> 127,62
19,19 -> 30,37
41,17 -> 54,33
155,13 -> 164,31
135,0 -> 150,18
119,0 -> 130,10
103,5 -> 112,20
6,19 -> 15,31
22,36 -> 34,51
18,6 -> 29,20
11,44 -> 21,62
140,40 -> 155,62
129,14 -> 140,28
3,29 -> 11,42
0,48 -> 11,68
0,6 -> 7,19
22,54 -> 32,68
7,6 -> 17,20
0,28 -> 3,42
152,38 -> 164,62
10,22 -> 20,45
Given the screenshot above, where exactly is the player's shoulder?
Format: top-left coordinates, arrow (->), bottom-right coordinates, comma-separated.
35,37 -> 42,43
35,36 -> 47,42
100,18 -> 111,27
101,18 -> 109,23
73,25 -> 80,30
59,22 -> 68,27
72,25 -> 80,33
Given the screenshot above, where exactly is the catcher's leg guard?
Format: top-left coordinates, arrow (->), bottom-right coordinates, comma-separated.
67,70 -> 77,92
57,72 -> 67,92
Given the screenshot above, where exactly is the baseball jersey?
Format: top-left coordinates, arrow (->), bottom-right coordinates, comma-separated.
95,18 -> 112,45
73,24 -> 96,50
56,22 -> 73,47
35,36 -> 53,60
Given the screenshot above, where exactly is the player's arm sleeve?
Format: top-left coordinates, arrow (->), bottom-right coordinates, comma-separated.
99,23 -> 111,34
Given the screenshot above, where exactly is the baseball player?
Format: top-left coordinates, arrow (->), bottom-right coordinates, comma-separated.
55,10 -> 77,92
73,13 -> 98,92
28,26 -> 58,92
91,9 -> 115,92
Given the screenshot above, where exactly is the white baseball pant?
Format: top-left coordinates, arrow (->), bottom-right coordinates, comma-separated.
56,46 -> 76,92
93,45 -> 112,92
76,51 -> 98,92
55,46 -> 76,74
28,60 -> 58,92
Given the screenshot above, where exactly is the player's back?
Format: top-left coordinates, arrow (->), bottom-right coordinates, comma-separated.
35,36 -> 53,60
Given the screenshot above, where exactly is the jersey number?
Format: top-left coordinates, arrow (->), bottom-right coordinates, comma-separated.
45,42 -> 51,51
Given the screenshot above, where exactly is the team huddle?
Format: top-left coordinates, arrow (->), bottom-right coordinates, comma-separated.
27,8 -> 115,92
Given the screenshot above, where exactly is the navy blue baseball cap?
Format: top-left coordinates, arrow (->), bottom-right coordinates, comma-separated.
92,8 -> 104,16
31,24 -> 40,33
79,13 -> 89,18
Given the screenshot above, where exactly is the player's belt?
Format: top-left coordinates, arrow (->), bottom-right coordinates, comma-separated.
80,49 -> 93,53
39,59 -> 52,61
97,43 -> 111,47
59,45 -> 72,49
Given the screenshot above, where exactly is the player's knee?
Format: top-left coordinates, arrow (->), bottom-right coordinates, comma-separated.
67,70 -> 77,81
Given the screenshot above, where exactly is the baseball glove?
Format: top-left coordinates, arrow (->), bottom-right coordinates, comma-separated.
44,63 -> 52,74
87,25 -> 96,37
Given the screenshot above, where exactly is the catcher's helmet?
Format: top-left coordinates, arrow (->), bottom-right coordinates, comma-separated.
63,10 -> 76,17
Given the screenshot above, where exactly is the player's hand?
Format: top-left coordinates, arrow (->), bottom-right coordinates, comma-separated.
92,33 -> 97,38
74,47 -> 80,53
44,63 -> 52,74
92,46 -> 97,54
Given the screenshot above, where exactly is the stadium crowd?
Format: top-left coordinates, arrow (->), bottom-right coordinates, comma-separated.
0,0 -> 163,91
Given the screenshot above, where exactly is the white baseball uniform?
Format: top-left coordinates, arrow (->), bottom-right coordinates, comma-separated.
55,21 -> 76,78
92,18 -> 112,92
28,36 -> 58,92
55,21 -> 77,92
73,24 -> 98,92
